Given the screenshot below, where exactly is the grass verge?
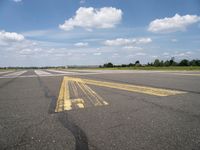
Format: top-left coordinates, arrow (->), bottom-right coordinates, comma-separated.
80,66 -> 200,71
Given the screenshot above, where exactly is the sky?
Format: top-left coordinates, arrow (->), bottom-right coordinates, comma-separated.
0,0 -> 200,67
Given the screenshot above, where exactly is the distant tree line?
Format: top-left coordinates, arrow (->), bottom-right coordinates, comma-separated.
100,58 -> 200,68
1,58 -> 200,69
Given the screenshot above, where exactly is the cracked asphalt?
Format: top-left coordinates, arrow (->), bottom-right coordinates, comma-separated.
1,70 -> 200,150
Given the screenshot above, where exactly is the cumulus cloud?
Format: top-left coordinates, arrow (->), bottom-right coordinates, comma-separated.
18,48 -> 43,55
171,39 -> 178,42
13,0 -> 22,2
74,42 -> 88,47
148,14 -> 200,33
0,31 -> 24,42
135,52 -> 146,56
104,38 -> 152,46
123,46 -> 143,50
174,51 -> 193,57
93,52 -> 101,56
163,52 -> 169,56
80,0 -> 86,4
59,7 -> 122,31
112,53 -> 120,58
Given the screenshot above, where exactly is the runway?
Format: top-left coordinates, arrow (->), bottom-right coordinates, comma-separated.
0,69 -> 200,150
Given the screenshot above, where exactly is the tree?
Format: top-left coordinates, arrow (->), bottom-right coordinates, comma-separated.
169,58 -> 174,65
135,60 -> 140,65
164,60 -> 170,66
128,63 -> 134,67
196,60 -> 200,66
160,60 -> 164,66
135,60 -> 140,66
103,62 -> 113,68
169,57 -> 177,66
179,59 -> 189,66
121,64 -> 127,67
154,59 -> 160,67
189,59 -> 200,66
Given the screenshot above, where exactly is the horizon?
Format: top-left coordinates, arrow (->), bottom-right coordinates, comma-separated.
0,0 -> 200,67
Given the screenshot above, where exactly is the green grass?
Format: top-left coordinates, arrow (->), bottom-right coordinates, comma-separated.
86,66 -> 200,71
0,69 -> 16,72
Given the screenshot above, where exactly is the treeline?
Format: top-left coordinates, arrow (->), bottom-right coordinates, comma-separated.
100,58 -> 200,68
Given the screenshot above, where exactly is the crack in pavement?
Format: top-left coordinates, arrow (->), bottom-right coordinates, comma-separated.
58,112 -> 89,150
36,76 -> 89,150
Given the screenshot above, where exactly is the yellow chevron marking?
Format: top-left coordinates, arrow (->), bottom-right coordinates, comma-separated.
64,76 -> 186,97
55,77 -> 108,112
55,76 -> 186,112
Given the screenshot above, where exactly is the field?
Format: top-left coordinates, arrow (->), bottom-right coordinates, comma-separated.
89,66 -> 200,71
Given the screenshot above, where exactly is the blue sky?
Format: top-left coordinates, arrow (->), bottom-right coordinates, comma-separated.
0,0 -> 200,66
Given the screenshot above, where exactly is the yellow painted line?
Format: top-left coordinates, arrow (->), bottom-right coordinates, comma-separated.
72,98 -> 85,108
77,103 -> 84,108
77,81 -> 107,106
76,82 -> 98,106
81,83 -> 103,106
55,77 -> 72,112
103,101 -> 109,105
70,81 -> 79,97
55,76 -> 186,112
55,77 -> 109,112
64,76 -> 186,97
84,78 -> 186,96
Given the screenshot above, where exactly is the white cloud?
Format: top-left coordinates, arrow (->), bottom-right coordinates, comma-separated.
13,0 -> 22,2
80,0 -> 86,4
112,53 -> 120,58
163,52 -> 169,56
17,46 -> 43,55
93,52 -> 101,56
59,7 -> 122,31
162,51 -> 194,58
127,53 -> 147,57
171,39 -> 178,42
186,51 -> 192,55
135,52 -> 146,56
18,49 -> 32,55
104,38 -> 132,46
151,55 -> 158,58
137,38 -> 152,44
0,31 -> 24,42
148,14 -> 200,33
22,29 -> 52,37
74,42 -> 88,47
123,46 -> 143,50
123,46 -> 134,49
104,38 -> 152,46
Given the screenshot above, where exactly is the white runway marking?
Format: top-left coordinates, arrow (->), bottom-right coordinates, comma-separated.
0,70 -> 200,79
47,69 -> 76,74
0,71 -> 13,74
34,70 -> 52,76
3,70 -> 27,77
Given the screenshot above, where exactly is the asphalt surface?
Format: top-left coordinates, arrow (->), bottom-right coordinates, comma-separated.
0,69 -> 200,150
